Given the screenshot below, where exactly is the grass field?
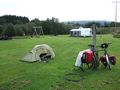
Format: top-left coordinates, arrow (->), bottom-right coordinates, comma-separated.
0,35 -> 120,90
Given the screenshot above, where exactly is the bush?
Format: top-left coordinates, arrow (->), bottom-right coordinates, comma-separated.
113,32 -> 120,38
0,35 -> 12,40
97,27 -> 111,34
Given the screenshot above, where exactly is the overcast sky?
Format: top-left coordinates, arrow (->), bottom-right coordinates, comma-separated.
0,0 -> 120,22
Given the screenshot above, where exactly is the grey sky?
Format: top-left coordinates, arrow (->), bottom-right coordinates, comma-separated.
0,0 -> 119,22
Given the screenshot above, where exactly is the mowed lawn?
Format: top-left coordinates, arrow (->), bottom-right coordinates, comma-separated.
0,35 -> 120,90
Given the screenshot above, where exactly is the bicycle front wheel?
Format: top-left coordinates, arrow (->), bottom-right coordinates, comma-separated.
106,54 -> 111,70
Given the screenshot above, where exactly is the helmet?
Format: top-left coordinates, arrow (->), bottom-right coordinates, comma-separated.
109,56 -> 116,65
100,56 -> 107,66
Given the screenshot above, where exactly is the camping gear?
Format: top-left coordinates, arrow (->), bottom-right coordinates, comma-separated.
84,50 -> 93,63
21,44 -> 55,62
75,25 -> 116,71
75,49 -> 88,67
100,55 -> 107,66
100,55 -> 116,66
109,56 -> 116,65
75,49 -> 93,67
75,25 -> 98,71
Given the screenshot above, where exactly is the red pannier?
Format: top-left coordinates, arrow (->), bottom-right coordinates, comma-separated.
84,50 -> 93,63
109,56 -> 116,65
100,55 -> 116,66
100,55 -> 107,66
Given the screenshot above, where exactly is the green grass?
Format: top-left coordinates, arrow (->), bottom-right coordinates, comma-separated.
0,35 -> 120,90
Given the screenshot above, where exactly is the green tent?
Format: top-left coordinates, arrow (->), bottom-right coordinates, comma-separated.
21,44 -> 55,62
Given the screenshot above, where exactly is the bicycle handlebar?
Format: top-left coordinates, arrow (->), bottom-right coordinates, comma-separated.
88,43 -> 111,49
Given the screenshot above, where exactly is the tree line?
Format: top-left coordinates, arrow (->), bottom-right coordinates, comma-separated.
0,15 -> 72,37
67,21 -> 120,34
0,15 -> 120,38
0,15 -> 29,25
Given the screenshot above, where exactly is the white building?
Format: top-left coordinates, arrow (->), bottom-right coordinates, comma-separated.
70,27 -> 92,37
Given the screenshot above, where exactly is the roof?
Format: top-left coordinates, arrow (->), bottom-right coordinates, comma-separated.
70,29 -> 81,31
70,27 -> 91,32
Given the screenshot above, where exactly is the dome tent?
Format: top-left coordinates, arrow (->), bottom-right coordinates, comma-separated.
21,44 -> 55,62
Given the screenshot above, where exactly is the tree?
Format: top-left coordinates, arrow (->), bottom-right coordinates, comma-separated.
0,15 -> 29,25
85,22 -> 101,28
109,22 -> 115,27
0,25 -> 4,35
104,22 -> 110,27
31,18 -> 42,26
4,24 -> 16,37
14,25 -> 25,36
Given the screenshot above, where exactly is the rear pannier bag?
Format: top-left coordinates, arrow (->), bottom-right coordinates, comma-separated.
84,50 -> 93,63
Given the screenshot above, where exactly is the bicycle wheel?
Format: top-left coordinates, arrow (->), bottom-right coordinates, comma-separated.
90,54 -> 99,70
89,57 -> 96,70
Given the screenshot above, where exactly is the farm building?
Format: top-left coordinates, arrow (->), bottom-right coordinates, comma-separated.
70,27 -> 92,37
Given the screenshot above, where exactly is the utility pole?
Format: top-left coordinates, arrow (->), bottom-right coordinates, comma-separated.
113,1 -> 120,31
92,24 -> 96,52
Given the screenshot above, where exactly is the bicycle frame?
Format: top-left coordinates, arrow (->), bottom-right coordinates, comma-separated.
79,43 -> 112,71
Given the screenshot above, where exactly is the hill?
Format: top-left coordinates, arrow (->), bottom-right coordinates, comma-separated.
64,20 -> 112,26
